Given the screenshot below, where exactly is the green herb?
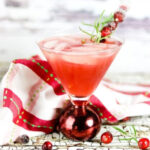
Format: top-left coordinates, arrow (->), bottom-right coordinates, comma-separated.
113,126 -> 127,136
113,126 -> 138,143
132,125 -> 137,136
79,10 -> 114,43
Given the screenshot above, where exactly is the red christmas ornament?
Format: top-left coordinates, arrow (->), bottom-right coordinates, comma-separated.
59,105 -> 101,141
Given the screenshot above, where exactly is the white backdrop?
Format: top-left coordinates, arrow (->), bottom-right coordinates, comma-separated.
0,0 -> 150,74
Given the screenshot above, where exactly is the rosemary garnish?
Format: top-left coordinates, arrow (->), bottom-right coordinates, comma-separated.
113,126 -> 138,143
79,10 -> 114,43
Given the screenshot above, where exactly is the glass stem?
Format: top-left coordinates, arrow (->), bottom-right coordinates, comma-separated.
69,95 -> 90,116
69,95 -> 90,106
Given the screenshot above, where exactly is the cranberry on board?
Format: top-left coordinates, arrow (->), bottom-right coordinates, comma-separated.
20,135 -> 29,144
14,135 -> 29,144
42,141 -> 52,150
101,131 -> 113,144
138,138 -> 150,150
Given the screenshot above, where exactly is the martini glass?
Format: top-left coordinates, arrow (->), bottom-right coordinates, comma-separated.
38,35 -> 122,141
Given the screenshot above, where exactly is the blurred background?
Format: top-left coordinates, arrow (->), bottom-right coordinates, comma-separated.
0,0 -> 150,82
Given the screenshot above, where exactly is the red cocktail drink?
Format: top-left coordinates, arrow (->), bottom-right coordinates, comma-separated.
39,35 -> 122,141
39,35 -> 121,97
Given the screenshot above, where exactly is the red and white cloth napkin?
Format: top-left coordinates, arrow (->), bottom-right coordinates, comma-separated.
0,55 -> 150,145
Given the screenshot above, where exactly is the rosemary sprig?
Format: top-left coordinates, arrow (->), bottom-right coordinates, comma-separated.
102,13 -> 114,26
132,125 -> 137,136
79,10 -> 114,43
79,27 -> 94,37
82,22 -> 94,27
113,126 -> 127,136
113,126 -> 138,143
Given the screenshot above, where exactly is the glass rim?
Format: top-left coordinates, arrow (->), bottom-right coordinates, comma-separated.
38,35 -> 123,55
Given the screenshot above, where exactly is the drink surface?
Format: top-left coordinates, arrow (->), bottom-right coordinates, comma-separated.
40,35 -> 122,97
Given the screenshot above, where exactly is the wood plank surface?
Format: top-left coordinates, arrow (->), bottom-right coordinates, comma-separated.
1,116 -> 150,149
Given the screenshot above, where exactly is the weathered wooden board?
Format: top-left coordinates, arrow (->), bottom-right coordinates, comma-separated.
1,116 -> 150,149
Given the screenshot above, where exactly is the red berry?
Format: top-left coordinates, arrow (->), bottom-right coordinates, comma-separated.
42,141 -> 52,150
120,5 -> 128,11
138,138 -> 150,150
114,11 -> 124,22
101,131 -> 113,144
101,26 -> 112,37
14,135 -> 29,144
109,22 -> 118,30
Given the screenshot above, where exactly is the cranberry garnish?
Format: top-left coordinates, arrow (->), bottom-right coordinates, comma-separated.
109,22 -> 118,30
114,11 -> 124,22
138,138 -> 150,150
101,131 -> 113,144
101,26 -> 112,37
42,141 -> 52,150
120,5 -> 128,11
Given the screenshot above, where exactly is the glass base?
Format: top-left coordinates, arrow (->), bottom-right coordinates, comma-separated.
69,95 -> 90,106
59,104 -> 101,141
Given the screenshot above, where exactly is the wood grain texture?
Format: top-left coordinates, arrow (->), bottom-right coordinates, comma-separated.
1,116 -> 150,149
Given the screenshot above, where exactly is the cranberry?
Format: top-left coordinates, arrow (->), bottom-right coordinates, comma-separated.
109,22 -> 118,30
14,135 -> 29,144
101,26 -> 112,37
20,135 -> 29,144
101,131 -> 113,144
138,138 -> 150,150
42,141 -> 52,150
114,11 -> 124,22
120,5 -> 128,11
